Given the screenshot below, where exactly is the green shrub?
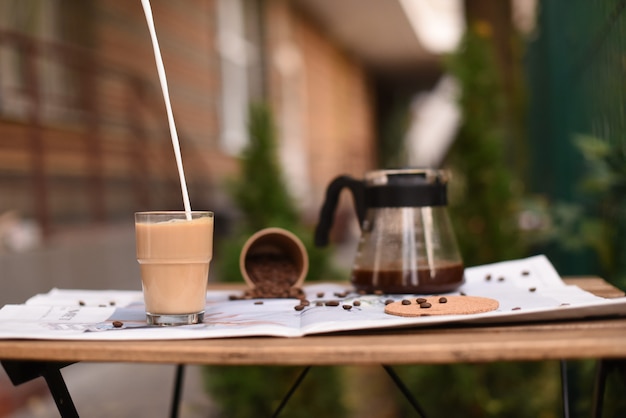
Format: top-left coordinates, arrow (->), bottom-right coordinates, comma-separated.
204,103 -> 345,417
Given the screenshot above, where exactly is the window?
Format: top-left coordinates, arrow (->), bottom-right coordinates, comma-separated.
217,0 -> 251,155
0,0 -> 90,124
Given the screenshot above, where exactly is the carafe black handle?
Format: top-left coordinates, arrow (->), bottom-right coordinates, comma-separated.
314,175 -> 366,247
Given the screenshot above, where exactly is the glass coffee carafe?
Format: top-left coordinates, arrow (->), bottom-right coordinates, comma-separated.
315,168 -> 464,294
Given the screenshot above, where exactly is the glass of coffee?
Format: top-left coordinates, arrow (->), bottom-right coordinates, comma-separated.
135,211 -> 214,326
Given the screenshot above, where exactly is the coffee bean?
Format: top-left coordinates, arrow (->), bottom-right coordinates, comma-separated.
512,307 -> 521,310
438,297 -> 447,303
419,302 -> 432,309
78,300 -> 85,306
353,300 -> 361,306
384,299 -> 394,305
112,321 -> 123,328
109,301 -> 116,306
401,299 -> 411,305
300,299 -> 311,306
485,274 -> 492,281
497,277 -> 505,282
522,270 -> 530,276
460,292 -> 467,296
243,253 -> 302,298
416,298 -> 427,304
294,304 -> 305,311
325,300 -> 340,307
316,301 -> 324,306
529,287 -> 537,292
317,292 -> 325,298
342,304 -> 352,310
254,301 -> 264,305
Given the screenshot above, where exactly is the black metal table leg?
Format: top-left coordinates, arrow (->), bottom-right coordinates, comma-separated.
1,360 -> 78,417
170,364 -> 185,418
382,365 -> 428,418
272,366 -> 311,418
592,359 -> 610,418
591,359 -> 626,418
560,360 -> 570,418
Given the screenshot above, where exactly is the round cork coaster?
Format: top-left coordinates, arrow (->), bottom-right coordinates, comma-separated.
384,295 -> 499,317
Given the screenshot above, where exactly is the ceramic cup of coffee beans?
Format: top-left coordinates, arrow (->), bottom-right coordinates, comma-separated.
239,227 -> 309,297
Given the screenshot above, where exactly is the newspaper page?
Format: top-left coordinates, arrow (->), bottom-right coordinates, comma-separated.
0,255 -> 625,340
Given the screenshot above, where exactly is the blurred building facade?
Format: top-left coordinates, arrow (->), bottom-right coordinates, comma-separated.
0,0 -> 444,242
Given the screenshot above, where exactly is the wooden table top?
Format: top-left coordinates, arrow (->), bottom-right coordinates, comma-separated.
0,278 -> 624,366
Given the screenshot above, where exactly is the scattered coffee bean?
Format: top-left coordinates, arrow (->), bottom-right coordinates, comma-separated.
384,299 -> 394,305
521,270 -> 530,276
353,300 -> 361,306
419,302 -> 432,309
78,300 -> 85,306
438,297 -> 447,303
325,300 -> 340,307
401,299 -> 412,305
560,303 -> 570,306
294,305 -> 305,311
316,301 -> 324,306
112,320 -> 123,328
254,301 -> 264,305
512,307 -> 521,311
485,274 -> 492,281
316,292 -> 325,298
529,287 -> 537,292
334,291 -> 349,298
460,292 -> 467,296
416,297 -> 427,304
342,304 -> 352,310
109,301 -> 116,306
98,304 -> 107,307
497,277 -> 505,282
300,299 -> 311,306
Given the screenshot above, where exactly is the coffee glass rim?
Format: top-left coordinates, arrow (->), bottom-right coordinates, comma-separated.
135,210 -> 213,215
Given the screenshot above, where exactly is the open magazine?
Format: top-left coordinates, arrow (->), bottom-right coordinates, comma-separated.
0,255 -> 625,341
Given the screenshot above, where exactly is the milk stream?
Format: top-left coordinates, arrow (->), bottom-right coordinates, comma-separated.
141,0 -> 192,219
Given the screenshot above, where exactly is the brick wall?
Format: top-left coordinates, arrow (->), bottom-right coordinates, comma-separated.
265,0 -> 376,229
0,0 -> 376,238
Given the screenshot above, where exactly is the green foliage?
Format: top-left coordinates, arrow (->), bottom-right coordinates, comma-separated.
203,366 -> 346,418
391,24 -> 569,418
218,103 -> 340,284
394,362 -> 562,418
444,24 -> 527,266
531,134 -> 626,289
206,102 -> 345,416
231,103 -> 299,231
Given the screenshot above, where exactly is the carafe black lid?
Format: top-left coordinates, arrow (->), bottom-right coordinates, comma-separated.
364,169 -> 448,208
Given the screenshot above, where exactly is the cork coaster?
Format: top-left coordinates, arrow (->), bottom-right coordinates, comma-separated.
384,295 -> 499,317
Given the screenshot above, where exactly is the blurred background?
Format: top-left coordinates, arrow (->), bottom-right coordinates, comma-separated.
1,0 -> 626,417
